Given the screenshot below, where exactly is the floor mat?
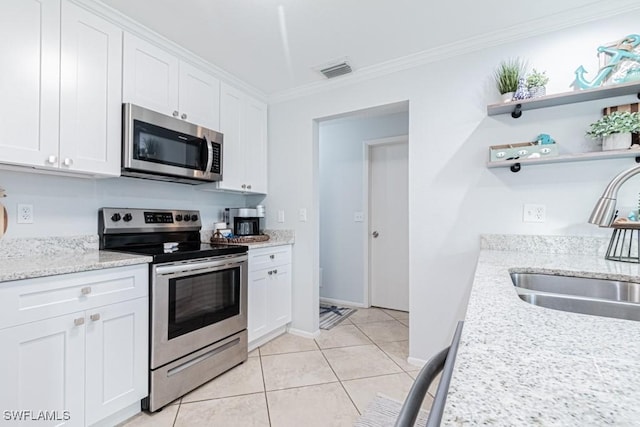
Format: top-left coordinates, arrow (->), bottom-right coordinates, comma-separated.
353,393 -> 430,427
319,304 -> 357,330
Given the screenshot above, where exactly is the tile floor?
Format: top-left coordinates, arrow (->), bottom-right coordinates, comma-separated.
120,307 -> 437,427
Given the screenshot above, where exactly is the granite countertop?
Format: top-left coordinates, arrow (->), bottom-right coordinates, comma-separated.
0,235 -> 151,283
442,236 -> 640,425
201,229 -> 295,249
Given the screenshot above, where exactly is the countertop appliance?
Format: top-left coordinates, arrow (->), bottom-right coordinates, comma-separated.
122,103 -> 223,184
224,207 -> 265,236
99,207 -> 248,412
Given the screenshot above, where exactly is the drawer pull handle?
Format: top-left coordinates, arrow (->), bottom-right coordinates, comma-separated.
273,269 -> 278,274
74,317 -> 85,326
270,255 -> 275,259
90,313 -> 101,322
268,270 -> 273,276
81,287 -> 92,295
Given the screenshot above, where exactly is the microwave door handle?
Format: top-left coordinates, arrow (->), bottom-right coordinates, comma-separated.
204,136 -> 214,173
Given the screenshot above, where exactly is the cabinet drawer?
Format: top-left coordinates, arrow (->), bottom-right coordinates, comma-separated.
248,245 -> 292,271
0,265 -> 148,329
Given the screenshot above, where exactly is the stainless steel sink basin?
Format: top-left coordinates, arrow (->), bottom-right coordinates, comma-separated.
511,272 -> 640,321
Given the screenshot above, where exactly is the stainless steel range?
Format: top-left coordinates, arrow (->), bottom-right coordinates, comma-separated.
98,208 -> 248,412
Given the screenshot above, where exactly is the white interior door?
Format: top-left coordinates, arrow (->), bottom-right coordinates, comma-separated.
369,141 -> 409,311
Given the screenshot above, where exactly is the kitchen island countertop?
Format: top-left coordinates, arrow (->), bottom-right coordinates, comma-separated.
442,236 -> 640,425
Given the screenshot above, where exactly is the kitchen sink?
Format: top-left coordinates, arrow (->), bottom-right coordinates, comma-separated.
511,272 -> 640,321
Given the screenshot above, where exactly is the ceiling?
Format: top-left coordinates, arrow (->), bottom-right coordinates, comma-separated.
101,0 -> 634,96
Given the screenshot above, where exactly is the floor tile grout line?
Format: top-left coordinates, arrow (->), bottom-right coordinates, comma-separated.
350,319 -> 409,373
171,400 -> 181,427
257,350 -> 273,427
317,344 -> 363,416
180,391 -> 268,406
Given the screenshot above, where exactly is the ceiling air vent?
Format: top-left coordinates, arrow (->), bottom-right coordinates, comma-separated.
319,61 -> 352,79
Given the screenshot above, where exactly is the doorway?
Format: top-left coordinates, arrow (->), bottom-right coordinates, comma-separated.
318,103 -> 409,309
366,137 -> 409,311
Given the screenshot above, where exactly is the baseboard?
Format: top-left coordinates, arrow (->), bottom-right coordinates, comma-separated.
90,402 -> 141,427
407,356 -> 427,368
320,297 -> 367,308
287,327 -> 321,339
248,326 -> 288,351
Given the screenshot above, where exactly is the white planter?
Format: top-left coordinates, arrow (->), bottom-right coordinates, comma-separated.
602,133 -> 632,151
501,92 -> 515,103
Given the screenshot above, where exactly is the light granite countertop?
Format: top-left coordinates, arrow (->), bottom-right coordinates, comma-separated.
0,235 -> 151,282
201,229 -> 295,249
442,235 -> 640,425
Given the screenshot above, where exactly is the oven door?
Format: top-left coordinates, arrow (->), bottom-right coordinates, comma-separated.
150,254 -> 247,369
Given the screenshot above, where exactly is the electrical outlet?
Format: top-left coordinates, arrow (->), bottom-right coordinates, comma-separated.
353,211 -> 364,222
298,208 -> 307,222
523,204 -> 545,223
17,204 -> 34,224
277,210 -> 285,223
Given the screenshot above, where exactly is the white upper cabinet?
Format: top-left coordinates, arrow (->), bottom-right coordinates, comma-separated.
0,0 -> 122,177
123,33 -> 220,130
59,0 -> 122,176
179,61 -> 221,130
0,0 -> 60,168
216,82 -> 268,194
122,33 -> 179,117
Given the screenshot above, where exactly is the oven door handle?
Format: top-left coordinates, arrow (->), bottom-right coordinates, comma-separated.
155,257 -> 247,276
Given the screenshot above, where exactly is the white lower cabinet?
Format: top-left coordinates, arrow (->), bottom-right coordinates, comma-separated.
247,245 -> 292,345
0,265 -> 149,427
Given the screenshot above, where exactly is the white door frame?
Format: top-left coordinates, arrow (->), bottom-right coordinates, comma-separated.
362,135 -> 409,308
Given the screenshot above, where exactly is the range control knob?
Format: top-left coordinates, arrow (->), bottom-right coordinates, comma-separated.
123,213 -> 133,222
191,214 -> 198,222
182,214 -> 190,222
175,214 -> 183,222
110,213 -> 121,222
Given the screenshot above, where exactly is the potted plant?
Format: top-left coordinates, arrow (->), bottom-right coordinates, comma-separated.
526,69 -> 549,98
494,58 -> 526,103
586,111 -> 640,150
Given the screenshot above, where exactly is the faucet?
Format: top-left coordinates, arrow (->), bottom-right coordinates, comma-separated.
589,163 -> 640,227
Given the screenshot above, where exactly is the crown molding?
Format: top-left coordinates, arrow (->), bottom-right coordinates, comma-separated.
70,0 -> 268,102
269,1 -> 640,105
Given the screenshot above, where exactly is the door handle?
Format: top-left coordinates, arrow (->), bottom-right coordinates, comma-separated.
372,231 -> 379,238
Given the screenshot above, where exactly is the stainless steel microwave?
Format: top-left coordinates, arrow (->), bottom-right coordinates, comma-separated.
122,103 -> 223,184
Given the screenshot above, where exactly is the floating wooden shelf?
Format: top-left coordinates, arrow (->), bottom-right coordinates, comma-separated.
487,81 -> 640,118
487,149 -> 640,172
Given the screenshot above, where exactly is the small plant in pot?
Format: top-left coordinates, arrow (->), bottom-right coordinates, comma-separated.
586,111 -> 640,151
526,69 -> 549,98
494,58 -> 527,103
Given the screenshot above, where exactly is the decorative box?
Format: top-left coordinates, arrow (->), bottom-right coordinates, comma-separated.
489,142 -> 558,162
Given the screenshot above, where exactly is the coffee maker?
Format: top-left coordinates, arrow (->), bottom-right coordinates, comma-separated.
224,207 -> 265,236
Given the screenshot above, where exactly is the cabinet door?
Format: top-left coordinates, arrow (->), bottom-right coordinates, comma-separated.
0,312 -> 85,427
218,82 -> 246,192
0,0 -> 60,168
85,298 -> 148,426
248,269 -> 268,343
267,263 -> 292,328
179,61 -> 220,130
122,32 -> 179,117
59,0 -> 122,176
243,96 -> 268,194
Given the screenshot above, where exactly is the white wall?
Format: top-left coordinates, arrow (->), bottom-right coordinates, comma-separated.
0,169 -> 257,238
319,111 -> 409,305
265,11 -> 640,361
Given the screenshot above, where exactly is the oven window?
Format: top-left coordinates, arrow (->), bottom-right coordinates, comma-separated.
133,120 -> 207,171
168,267 -> 240,340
